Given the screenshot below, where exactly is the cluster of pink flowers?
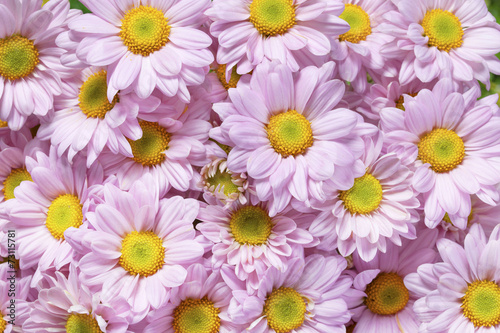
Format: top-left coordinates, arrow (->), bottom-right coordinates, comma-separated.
1,0 -> 500,332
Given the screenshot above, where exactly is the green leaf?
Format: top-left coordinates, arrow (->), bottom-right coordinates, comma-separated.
69,0 -> 91,13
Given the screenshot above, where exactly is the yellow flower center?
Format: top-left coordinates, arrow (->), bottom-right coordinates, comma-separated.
2,168 -> 32,200
128,121 -> 171,166
65,314 -> 102,333
422,9 -> 463,52
0,34 -> 39,81
215,64 -> 241,90
120,5 -> 171,56
119,231 -> 165,277
173,297 -> 221,333
249,0 -> 296,37
267,110 -> 313,158
339,173 -> 383,215
339,4 -> 372,43
0,316 -> 6,332
365,272 -> 409,315
442,210 -> 473,226
0,120 -> 7,128
264,287 -> 306,333
206,169 -> 240,197
462,280 -> 500,327
395,92 -> 418,111
79,70 -> 118,119
229,206 -> 273,245
418,128 -> 465,173
45,194 -> 83,240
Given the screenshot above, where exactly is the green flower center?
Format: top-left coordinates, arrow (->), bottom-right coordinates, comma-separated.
422,9 -> 463,52
79,70 -> 118,118
229,206 -> 273,245
0,34 -> 39,81
365,272 -> 409,315
264,287 -> 306,333
45,194 -> 83,240
339,4 -> 372,43
418,128 -> 465,173
120,5 -> 171,56
339,173 -> 383,215
65,313 -> 102,333
119,231 -> 165,277
267,110 -> 313,157
2,168 -> 32,200
173,297 -> 221,333
128,121 -> 171,166
249,0 -> 296,37
462,280 -> 500,327
206,169 -> 240,196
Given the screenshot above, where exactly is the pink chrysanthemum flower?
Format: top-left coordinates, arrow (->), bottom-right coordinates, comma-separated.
0,265 -> 31,333
144,263 -> 243,333
65,176 -> 204,323
206,0 -> 349,74
309,136 -> 420,262
3,149 -> 102,284
381,79 -> 500,229
211,61 -> 376,216
98,110 -> 210,196
37,67 -> 161,167
380,0 -> 500,87
0,0 -> 73,130
349,229 -> 438,333
406,224 -> 500,332
197,195 -> 315,291
66,0 -> 213,102
223,254 -> 352,332
23,264 -> 131,333
330,0 -> 397,93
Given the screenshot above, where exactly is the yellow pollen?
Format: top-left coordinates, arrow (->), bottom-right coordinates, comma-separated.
173,297 -> 221,333
119,231 -> 165,277
229,206 -> 273,245
120,5 -> 171,56
339,173 -> 383,215
422,9 -> 463,52
2,168 -> 32,200
418,128 -> 465,173
462,280 -> 500,327
0,34 -> 39,81
339,4 -> 372,43
65,313 -> 102,333
365,272 -> 409,315
267,110 -> 313,157
395,92 -> 418,111
215,64 -> 241,90
249,0 -> 296,37
0,120 -> 7,128
0,316 -> 6,332
128,120 -> 171,166
45,194 -> 83,240
263,287 -> 306,333
79,70 -> 118,118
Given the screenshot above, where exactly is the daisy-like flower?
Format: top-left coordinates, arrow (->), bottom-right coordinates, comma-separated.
3,148 -> 103,283
23,264 -> 131,333
65,176 -> 204,323
380,0 -> 500,87
198,157 -> 250,208
211,61 -> 376,216
406,224 -> 500,332
37,67 -> 161,167
66,0 -> 214,102
0,0 -> 72,130
0,264 -> 31,333
381,78 -> 500,229
144,263 -> 243,333
349,229 -> 438,333
197,195 -> 315,290
206,0 -> 350,74
309,135 -> 420,262
224,254 -> 353,332
330,0 -> 397,93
